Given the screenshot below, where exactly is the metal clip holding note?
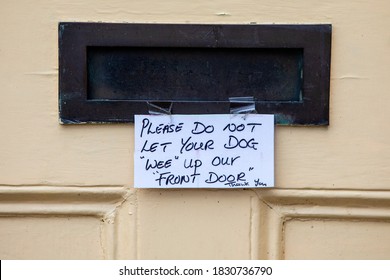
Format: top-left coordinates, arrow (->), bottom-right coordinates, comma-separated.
147,101 -> 173,115
229,97 -> 257,115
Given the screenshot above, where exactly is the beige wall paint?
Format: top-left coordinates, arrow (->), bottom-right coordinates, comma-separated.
284,219 -> 390,259
0,0 -> 389,259
1,0 -> 389,189
0,216 -> 105,259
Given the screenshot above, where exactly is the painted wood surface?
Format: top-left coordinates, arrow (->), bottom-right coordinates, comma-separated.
0,0 -> 389,259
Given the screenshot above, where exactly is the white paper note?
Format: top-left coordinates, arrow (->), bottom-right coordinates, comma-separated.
134,114 -> 274,188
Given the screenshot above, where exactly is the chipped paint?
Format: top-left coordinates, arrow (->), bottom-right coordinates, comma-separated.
216,12 -> 231,16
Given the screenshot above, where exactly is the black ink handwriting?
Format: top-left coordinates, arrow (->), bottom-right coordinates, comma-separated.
254,179 -> 267,187
191,122 -> 214,134
145,159 -> 172,171
223,135 -> 258,150
141,140 -> 172,153
223,122 -> 262,133
211,156 -> 240,166
247,123 -> 262,132
180,136 -> 214,154
140,118 -> 183,138
205,171 -> 246,184
155,172 -> 200,186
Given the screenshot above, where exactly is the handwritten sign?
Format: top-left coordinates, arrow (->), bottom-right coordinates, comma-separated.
134,114 -> 274,188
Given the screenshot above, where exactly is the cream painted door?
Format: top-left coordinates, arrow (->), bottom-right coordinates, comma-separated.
1,0 -> 389,259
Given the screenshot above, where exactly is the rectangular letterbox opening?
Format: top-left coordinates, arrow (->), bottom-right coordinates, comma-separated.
87,47 -> 303,102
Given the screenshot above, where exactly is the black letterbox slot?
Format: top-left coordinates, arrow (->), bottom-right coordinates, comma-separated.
59,23 -> 331,125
